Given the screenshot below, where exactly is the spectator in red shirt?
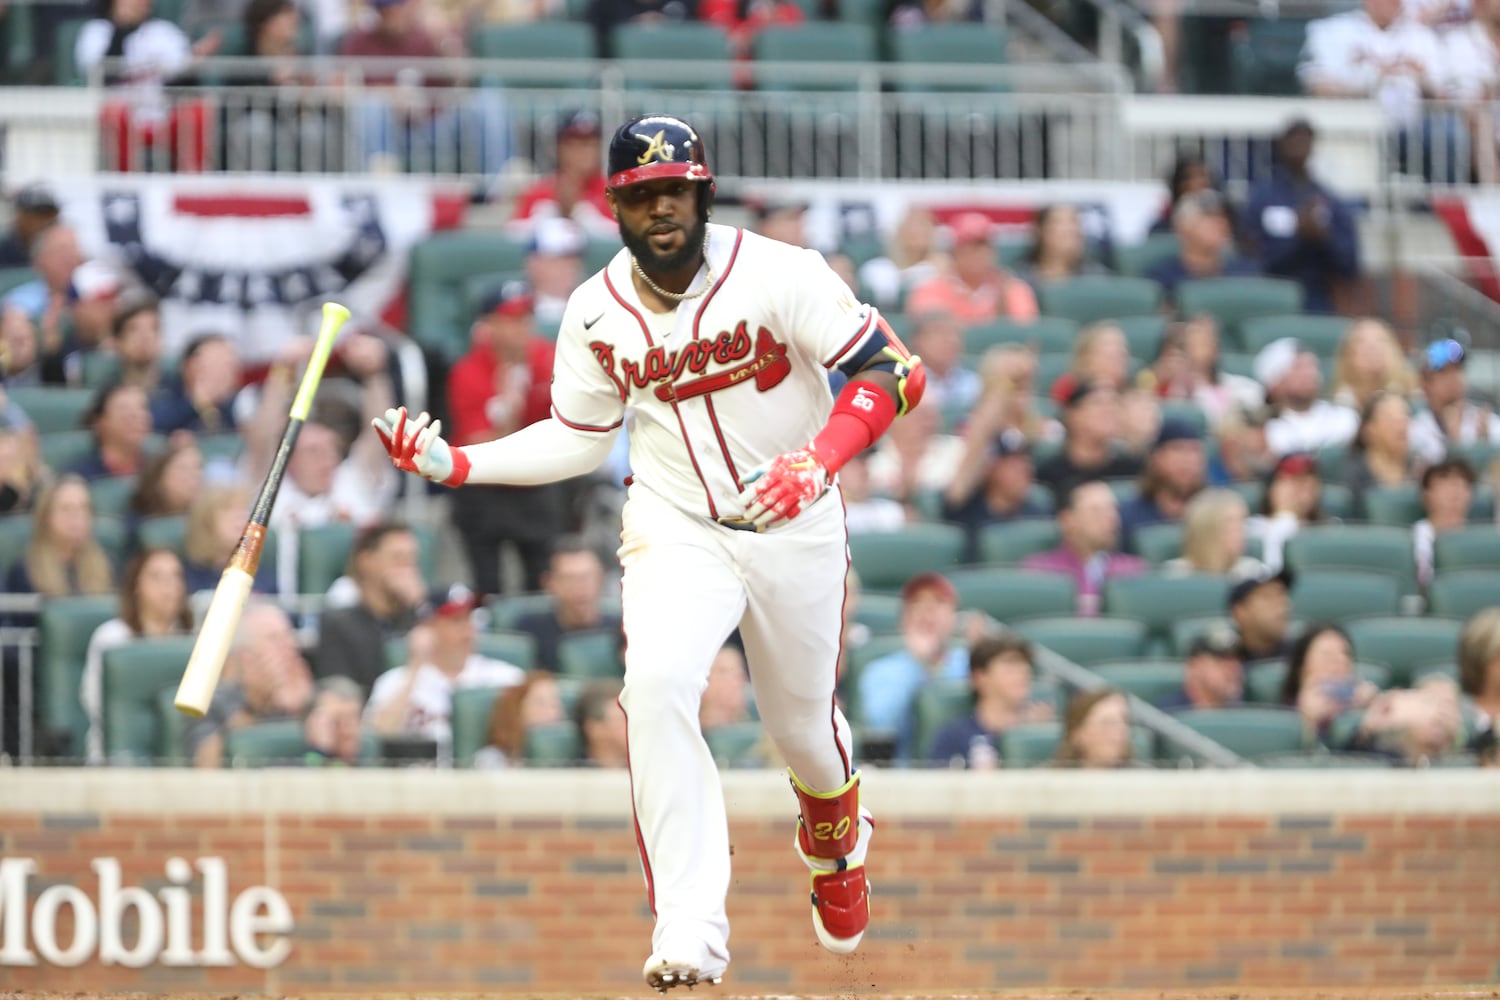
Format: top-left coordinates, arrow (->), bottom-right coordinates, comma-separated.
508,110 -> 614,235
447,280 -> 564,595
906,213 -> 1038,326
342,0 -> 511,176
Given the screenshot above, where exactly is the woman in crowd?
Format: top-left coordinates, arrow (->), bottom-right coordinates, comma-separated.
128,441 -> 204,521
1148,154 -> 1219,235
1049,321 -> 1131,405
474,671 -> 567,768
182,483 -> 273,593
1052,687 -> 1135,768
1343,391 -> 1419,512
1162,488 -> 1264,577
70,381 -> 153,482
1413,457 -> 1476,588
1329,318 -> 1417,412
4,473 -> 115,598
1459,606 -> 1500,734
1143,316 -> 1263,433
1016,204 -> 1108,290
80,546 -> 193,762
1279,623 -> 1378,746
1249,452 -> 1326,572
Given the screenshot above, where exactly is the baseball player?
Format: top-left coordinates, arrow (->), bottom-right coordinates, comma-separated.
373,113 -> 925,993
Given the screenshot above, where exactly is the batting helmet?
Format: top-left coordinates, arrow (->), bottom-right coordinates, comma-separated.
606,114 -> 714,191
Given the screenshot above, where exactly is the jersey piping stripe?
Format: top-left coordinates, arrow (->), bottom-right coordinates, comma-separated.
552,404 -> 624,434
693,228 -> 745,493
823,308 -> 878,370
604,268 -> 721,519
831,488 -> 854,782
618,698 -> 658,917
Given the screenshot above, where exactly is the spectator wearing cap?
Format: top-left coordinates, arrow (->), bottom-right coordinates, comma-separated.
1255,337 -> 1359,458
1226,564 -> 1294,665
909,310 -> 980,413
906,213 -> 1039,326
929,632 -> 1053,769
1459,607 -> 1500,735
1157,623 -> 1245,713
510,110 -> 614,235
59,261 -> 124,383
1117,417 -> 1206,550
526,217 -> 587,326
365,584 -> 526,757
1249,452 -> 1326,572
1242,119 -> 1361,314
1343,390 -> 1419,512
511,535 -> 621,673
70,381 -> 153,482
1147,190 -> 1261,303
1413,456 -> 1476,587
857,572 -> 972,763
1410,337 -> 1500,465
943,427 -> 1047,562
1049,321 -> 1131,408
0,184 -> 60,269
447,281 -> 563,595
313,522 -> 427,693
149,333 -> 246,435
1034,381 -> 1142,505
1023,479 -> 1147,616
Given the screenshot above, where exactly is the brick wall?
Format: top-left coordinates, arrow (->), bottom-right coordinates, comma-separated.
0,770 -> 1497,993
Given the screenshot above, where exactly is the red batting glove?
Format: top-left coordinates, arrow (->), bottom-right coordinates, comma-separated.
370,406 -> 470,486
737,447 -> 830,529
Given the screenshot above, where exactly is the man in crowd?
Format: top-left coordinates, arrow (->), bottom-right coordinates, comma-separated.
1035,382 -> 1142,504
1299,0 -> 1444,136
508,109 -> 613,234
315,522 -> 427,692
906,213 -> 1038,326
1409,337 -> 1500,465
1148,190 -> 1260,302
942,427 -> 1048,563
1255,337 -> 1359,457
512,536 -> 620,673
1117,417 -> 1206,550
150,333 -> 244,434
526,217 -> 588,327
0,183 -> 61,268
1023,479 -> 1148,616
928,631 -> 1053,769
1228,565 -> 1294,666
1157,623 -> 1245,712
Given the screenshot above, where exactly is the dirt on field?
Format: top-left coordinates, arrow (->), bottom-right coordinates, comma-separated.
3,989 -> 1497,999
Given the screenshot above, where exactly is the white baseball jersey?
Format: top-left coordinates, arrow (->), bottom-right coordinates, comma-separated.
364,656 -> 525,748
550,223 -> 883,522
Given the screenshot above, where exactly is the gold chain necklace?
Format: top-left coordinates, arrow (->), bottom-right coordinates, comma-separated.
631,232 -> 713,302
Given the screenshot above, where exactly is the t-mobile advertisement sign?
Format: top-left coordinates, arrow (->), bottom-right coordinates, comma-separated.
0,857 -> 293,968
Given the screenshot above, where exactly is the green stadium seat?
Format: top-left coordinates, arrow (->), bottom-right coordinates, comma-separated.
556,630 -> 623,679
1103,574 -> 1232,651
1290,569 -> 1400,623
136,515 -> 188,554
54,18 -> 86,85
451,686 -> 502,766
1173,706 -> 1309,758
1434,527 -> 1500,572
913,679 -> 973,760
0,512 -> 32,576
79,351 -> 121,388
1114,314 -> 1169,361
1014,616 -> 1148,666
87,476 -> 137,519
196,433 -> 245,464
847,523 -> 965,593
1090,660 -> 1186,706
224,720 -> 306,766
613,24 -> 733,88
94,516 -> 129,569
39,594 -> 119,759
408,231 -> 528,361
1175,278 -> 1305,346
1256,751 -> 1391,769
1428,570 -> 1500,620
1357,483 -> 1422,526
1170,615 -> 1236,657
1038,276 -> 1163,324
889,24 -> 1008,92
705,721 -> 765,767
1284,526 -> 1419,597
1238,314 -> 1350,359
752,23 -> 878,91
7,386 -> 94,433
837,0 -> 886,33
525,720 -> 582,766
472,21 -> 595,85
1245,660 -> 1393,704
1112,233 -> 1179,278
1159,399 -> 1209,437
1131,522 -> 1184,565
155,687 -> 188,764
945,566 -> 1078,621
101,635 -> 198,764
1229,16 -> 1312,96
296,522 -> 438,595
0,266 -> 35,296
852,592 -> 903,634
1319,483 -> 1355,521
978,518 -> 1060,565
964,316 -> 1079,356
486,592 -> 555,630
38,430 -> 97,473
1345,616 -> 1463,687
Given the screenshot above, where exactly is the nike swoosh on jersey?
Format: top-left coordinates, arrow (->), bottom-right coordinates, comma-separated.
583,312 -> 605,330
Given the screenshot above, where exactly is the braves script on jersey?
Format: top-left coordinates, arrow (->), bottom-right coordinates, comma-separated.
551,222 -> 879,520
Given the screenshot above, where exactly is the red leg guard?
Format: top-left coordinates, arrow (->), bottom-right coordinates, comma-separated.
810,867 -> 870,941
790,769 -> 860,860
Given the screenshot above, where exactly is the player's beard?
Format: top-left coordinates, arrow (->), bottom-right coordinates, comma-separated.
620,214 -> 707,280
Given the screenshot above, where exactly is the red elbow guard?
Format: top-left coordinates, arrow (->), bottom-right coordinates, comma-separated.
810,380 -> 899,475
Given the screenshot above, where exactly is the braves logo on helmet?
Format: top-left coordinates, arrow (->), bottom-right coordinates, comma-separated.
608,114 -> 714,190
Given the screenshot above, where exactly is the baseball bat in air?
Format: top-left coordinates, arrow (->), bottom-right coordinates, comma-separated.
173,301 -> 351,717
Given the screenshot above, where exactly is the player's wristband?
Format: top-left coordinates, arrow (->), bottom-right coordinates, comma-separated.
809,379 -> 898,475
443,446 -> 472,488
